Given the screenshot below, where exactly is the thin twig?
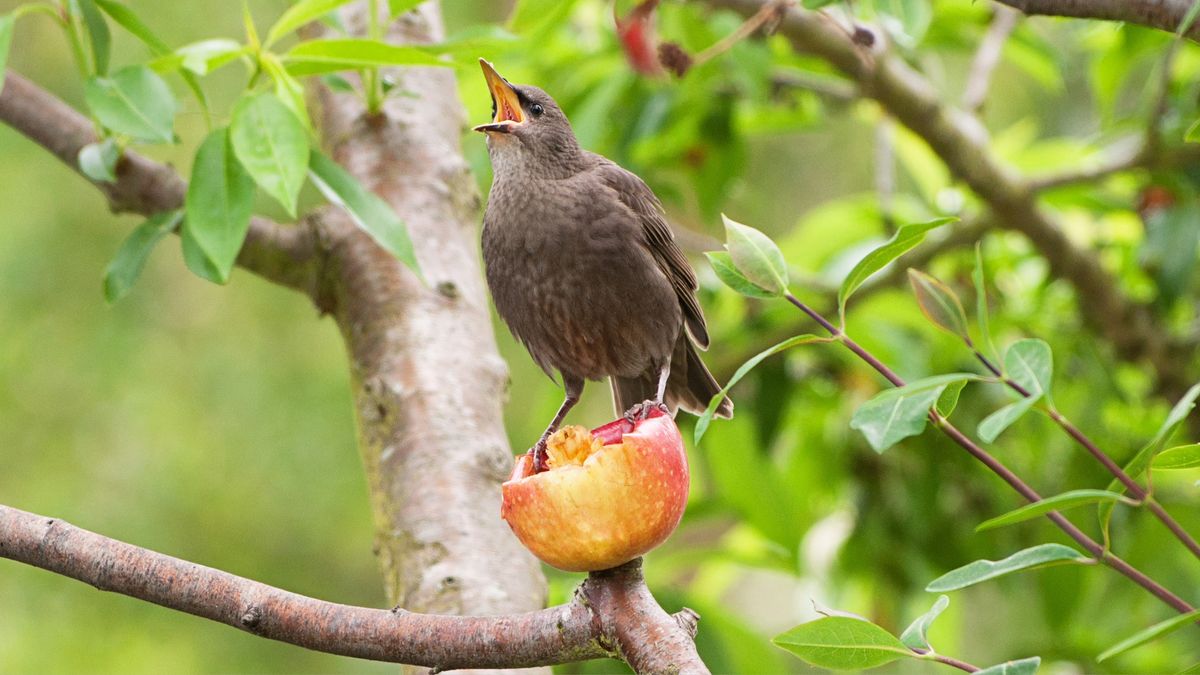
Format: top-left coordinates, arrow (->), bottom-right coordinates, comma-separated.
912,647 -> 981,673
784,292 -> 1198,617
692,0 -> 791,67
962,5 -> 1020,113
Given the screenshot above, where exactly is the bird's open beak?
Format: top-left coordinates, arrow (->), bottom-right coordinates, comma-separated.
474,59 -> 524,134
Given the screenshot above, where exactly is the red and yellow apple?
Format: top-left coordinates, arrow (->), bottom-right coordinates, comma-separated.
500,408 -> 689,572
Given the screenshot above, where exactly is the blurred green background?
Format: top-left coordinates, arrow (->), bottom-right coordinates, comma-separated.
2,0 -> 1200,672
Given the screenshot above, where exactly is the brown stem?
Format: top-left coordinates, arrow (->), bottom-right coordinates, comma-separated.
0,505 -> 703,672
785,293 -> 1198,616
912,648 -> 980,673
991,0 -> 1200,41
692,0 -> 791,66
962,5 -> 1020,113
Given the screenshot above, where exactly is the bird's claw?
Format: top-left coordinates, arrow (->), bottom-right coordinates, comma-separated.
623,400 -> 668,426
531,438 -> 549,473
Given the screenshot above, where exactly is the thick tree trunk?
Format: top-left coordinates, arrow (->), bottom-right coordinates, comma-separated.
315,1 -> 547,650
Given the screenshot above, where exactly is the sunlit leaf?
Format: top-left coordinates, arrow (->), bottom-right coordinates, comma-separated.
1153,443 -> 1200,470
899,595 -> 948,651
975,657 -> 1041,675
1097,610 -> 1200,662
838,217 -> 954,320
283,38 -> 445,76
103,209 -> 180,303
977,396 -> 1039,443
936,379 -> 967,418
695,334 -> 827,444
265,0 -> 356,47
184,127 -> 255,283
308,149 -> 421,278
706,251 -> 778,299
261,52 -> 312,132
154,39 -> 246,76
773,617 -> 913,670
976,490 -> 1129,532
84,65 -> 177,144
78,138 -> 120,182
388,0 -> 423,17
93,0 -> 167,51
908,268 -> 970,343
1004,338 -> 1053,402
722,214 -> 788,296
925,544 -> 1091,592
508,0 -> 580,37
230,92 -> 309,217
850,374 -> 979,453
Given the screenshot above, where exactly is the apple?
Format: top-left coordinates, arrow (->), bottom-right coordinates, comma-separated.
501,408 -> 689,572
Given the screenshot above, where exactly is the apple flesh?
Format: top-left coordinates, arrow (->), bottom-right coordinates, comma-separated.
501,408 -> 689,572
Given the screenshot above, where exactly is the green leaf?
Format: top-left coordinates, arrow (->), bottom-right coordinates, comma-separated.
1154,443 -> 1200,469
973,243 -> 998,360
706,251 -> 778,299
308,150 -> 421,277
1177,0 -> 1200,36
0,13 -> 14,95
925,544 -> 1091,592
155,39 -> 246,76
427,25 -> 520,58
1100,382 -> 1200,537
802,0 -> 838,7
908,269 -> 970,343
508,0 -> 580,36
181,222 -> 224,284
976,490 -> 1130,532
850,374 -> 979,453
78,137 -> 120,182
1004,338 -> 1053,402
265,0 -> 356,47
773,617 -> 913,671
103,209 -> 180,303
230,92 -> 309,217
74,0 -> 111,75
975,657 -> 1041,675
283,38 -> 445,76
936,379 -> 967,418
977,396 -> 1039,443
1097,610 -> 1200,662
1187,118 -> 1200,143
899,595 -> 948,651
695,334 -> 827,444
93,0 -> 168,52
84,65 -> 177,144
261,52 -> 312,132
722,214 -> 788,296
838,217 -> 954,320
184,127 -> 255,283
388,0 -> 424,17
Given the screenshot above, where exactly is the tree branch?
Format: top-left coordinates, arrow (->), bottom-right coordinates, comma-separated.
0,504 -> 706,672
0,70 -> 325,300
992,0 -> 1200,41
962,5 -> 1020,114
702,0 -> 1194,397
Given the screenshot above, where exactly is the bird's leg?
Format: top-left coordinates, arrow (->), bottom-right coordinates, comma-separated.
623,365 -> 672,424
532,376 -> 583,472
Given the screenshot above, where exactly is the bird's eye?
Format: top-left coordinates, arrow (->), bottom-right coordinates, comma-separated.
530,103 -> 544,117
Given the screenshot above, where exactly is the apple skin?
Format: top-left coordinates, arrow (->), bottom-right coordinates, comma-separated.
501,408 -> 689,572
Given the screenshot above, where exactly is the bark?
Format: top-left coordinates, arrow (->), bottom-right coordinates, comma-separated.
0,504 -> 708,672
308,1 -> 547,656
994,0 -> 1200,41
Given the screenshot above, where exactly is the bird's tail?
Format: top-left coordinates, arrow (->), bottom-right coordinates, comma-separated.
610,334 -> 733,419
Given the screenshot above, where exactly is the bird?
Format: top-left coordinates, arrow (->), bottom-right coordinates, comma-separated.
474,59 -> 732,469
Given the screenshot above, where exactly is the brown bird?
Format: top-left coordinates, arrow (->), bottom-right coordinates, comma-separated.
474,60 -> 732,467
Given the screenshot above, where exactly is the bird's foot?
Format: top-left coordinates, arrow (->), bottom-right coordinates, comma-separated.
531,437 -> 550,473
623,399 -> 669,426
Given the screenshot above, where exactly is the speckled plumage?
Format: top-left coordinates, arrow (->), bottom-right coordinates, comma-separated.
479,77 -> 732,424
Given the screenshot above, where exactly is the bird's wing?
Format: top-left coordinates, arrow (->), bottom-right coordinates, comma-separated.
594,158 -> 710,349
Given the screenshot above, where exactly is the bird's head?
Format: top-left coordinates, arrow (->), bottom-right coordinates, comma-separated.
474,59 -> 583,177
